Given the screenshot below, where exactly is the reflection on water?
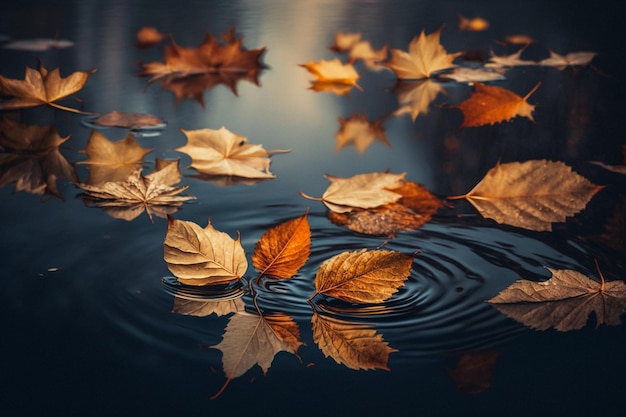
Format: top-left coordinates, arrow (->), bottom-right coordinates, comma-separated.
1,1 -> 626,416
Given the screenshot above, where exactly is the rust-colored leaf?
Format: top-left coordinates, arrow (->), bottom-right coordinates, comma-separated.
449,160 -> 602,231
447,351 -> 499,394
163,217 -> 247,285
177,126 -> 289,179
488,267 -> 626,331
310,249 -> 414,303
211,312 -> 302,399
0,62 -> 95,113
311,311 -> 397,370
0,117 -> 77,198
456,82 -> 540,128
252,211 -> 311,281
335,114 -> 390,154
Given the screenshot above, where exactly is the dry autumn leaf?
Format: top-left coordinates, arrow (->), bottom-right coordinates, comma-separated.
447,351 -> 499,394
488,267 -> 626,331
163,216 -> 248,286
301,171 -> 406,213
210,311 -> 302,399
439,67 -> 506,83
392,79 -> 446,122
384,27 -> 461,79
485,48 -> 535,68
449,160 -> 602,231
456,82 -> 540,128
310,249 -> 415,303
538,50 -> 596,69
91,111 -> 166,130
300,58 -> 361,88
177,126 -> 288,179
77,130 -> 153,185
0,117 -> 77,198
252,211 -> 311,282
76,159 -> 195,222
0,62 -> 95,113
335,114 -> 390,153
328,179 -> 442,236
311,311 -> 397,370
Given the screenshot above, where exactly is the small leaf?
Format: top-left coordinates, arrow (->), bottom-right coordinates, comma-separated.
311,249 -> 414,303
538,50 -> 596,69
92,111 -> 166,130
163,217 -> 247,285
300,57 -> 360,86
335,114 -> 390,154
252,211 -> 311,281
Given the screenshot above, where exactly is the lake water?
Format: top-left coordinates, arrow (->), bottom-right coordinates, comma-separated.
1,1 -> 625,416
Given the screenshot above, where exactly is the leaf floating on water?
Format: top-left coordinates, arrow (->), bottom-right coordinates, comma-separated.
211,312 -> 302,399
456,82 -> 540,128
538,49 -> 596,69
163,217 -> 247,286
457,14 -> 489,31
252,211 -> 311,281
449,160 -> 602,231
310,249 -> 414,303
485,48 -> 536,68
335,114 -> 390,154
439,67 -> 506,83
311,311 -> 397,370
172,295 -> 245,317
300,58 -> 361,89
0,62 -> 95,113
488,267 -> 626,331
177,126 -> 289,179
91,111 -> 166,130
135,26 -> 166,49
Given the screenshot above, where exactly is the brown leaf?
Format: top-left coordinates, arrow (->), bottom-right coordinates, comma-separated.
447,351 -> 499,394
392,79 -> 446,122
92,111 -> 166,130
76,159 -> 194,222
211,312 -> 302,399
457,82 -> 540,128
311,249 -> 414,303
135,26 -> 166,48
163,217 -> 247,285
252,211 -> 311,281
450,160 -> 602,231
311,311 -> 397,370
176,126 -> 289,179
301,171 -> 406,213
335,114 -> 390,153
328,180 -> 442,236
77,130 -> 153,185
0,117 -> 77,198
488,268 -> 626,331
0,62 -> 95,113
384,26 -> 461,79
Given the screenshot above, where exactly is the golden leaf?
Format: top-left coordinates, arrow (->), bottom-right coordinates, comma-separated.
0,62 -> 95,113
211,312 -> 302,399
252,211 -> 311,281
301,171 -> 406,213
449,160 -> 602,231
300,58 -> 360,87
176,126 -> 288,179
392,79 -> 446,122
163,217 -> 247,285
310,249 -> 414,303
447,351 -> 499,394
384,27 -> 461,79
0,117 -> 77,198
76,159 -> 194,222
488,268 -> 626,331
77,130 -> 153,185
335,114 -> 390,154
456,82 -> 540,128
311,311 -> 397,370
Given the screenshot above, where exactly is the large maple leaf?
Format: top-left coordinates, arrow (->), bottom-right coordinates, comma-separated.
0,62 -> 95,113
488,267 -> 626,331
384,27 -> 461,79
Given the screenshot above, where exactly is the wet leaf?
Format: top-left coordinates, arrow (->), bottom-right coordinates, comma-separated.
176,126 -> 289,179
77,130 -> 153,185
384,27 -> 461,79
300,58 -> 360,87
0,117 -> 77,198
439,67 -> 506,83
0,62 -> 95,113
311,311 -> 397,370
392,79 -> 446,121
301,171 -> 406,213
486,48 -> 535,67
252,211 -> 311,281
77,159 -> 194,222
450,160 -> 602,231
538,50 -> 596,69
211,312 -> 302,399
457,14 -> 489,31
310,249 -> 414,303
163,217 -> 247,285
328,180 -> 442,236
335,114 -> 390,153
456,82 -> 540,128
92,111 -> 166,130
447,351 -> 499,394
488,268 -> 626,331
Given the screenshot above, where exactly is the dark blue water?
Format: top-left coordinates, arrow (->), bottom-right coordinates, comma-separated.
1,1 -> 625,416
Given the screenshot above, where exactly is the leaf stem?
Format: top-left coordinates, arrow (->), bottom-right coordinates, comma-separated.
594,258 -> 605,292
299,191 -> 323,202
